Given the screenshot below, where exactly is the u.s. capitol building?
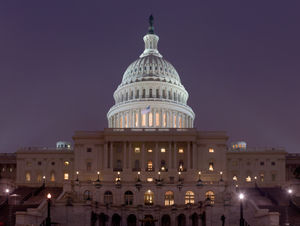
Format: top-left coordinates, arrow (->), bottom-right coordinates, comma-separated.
1,16 -> 298,226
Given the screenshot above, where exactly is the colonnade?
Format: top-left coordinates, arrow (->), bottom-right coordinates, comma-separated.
102,141 -> 198,171
108,108 -> 193,128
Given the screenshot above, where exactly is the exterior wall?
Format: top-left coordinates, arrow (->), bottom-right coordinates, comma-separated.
286,153 -> 300,182
227,148 -> 286,187
16,148 -> 74,187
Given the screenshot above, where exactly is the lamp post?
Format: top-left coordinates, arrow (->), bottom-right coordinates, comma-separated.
46,193 -> 52,226
239,193 -> 245,226
285,188 -> 293,226
43,176 -> 46,187
75,171 -> 79,182
220,171 -> 223,182
5,188 -> 10,202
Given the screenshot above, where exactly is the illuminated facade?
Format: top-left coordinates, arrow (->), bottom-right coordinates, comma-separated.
2,16 -> 290,226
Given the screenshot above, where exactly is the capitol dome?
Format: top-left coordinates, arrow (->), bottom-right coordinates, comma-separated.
107,16 -> 195,128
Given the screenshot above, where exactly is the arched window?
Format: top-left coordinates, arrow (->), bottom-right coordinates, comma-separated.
25,172 -> 31,182
144,190 -> 154,205
84,190 -> 92,200
164,191 -> 174,206
185,191 -> 195,204
124,190 -> 134,205
37,174 -> 42,182
104,191 -> 113,204
147,160 -> 153,171
205,191 -> 215,204
50,172 -> 55,182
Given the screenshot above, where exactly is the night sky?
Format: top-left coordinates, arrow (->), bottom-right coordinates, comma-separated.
0,1 -> 299,153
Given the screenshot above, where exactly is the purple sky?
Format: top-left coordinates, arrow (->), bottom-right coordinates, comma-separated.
0,1 -> 299,153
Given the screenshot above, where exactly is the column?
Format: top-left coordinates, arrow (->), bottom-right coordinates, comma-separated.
155,143 -> 159,171
141,143 -> 145,171
171,112 -> 174,128
193,142 -> 198,169
168,142 -> 172,169
174,142 -> 177,169
110,142 -> 113,169
128,143 -> 132,170
123,142 -> 127,169
187,141 -> 191,169
176,112 -> 179,128
104,143 -> 108,169
153,108 -> 156,127
138,110 -> 142,127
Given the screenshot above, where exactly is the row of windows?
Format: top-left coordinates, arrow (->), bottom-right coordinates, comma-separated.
232,172 -> 277,182
26,160 -> 71,167
85,147 -> 215,154
84,190 -> 215,206
116,88 -> 186,104
25,172 -> 69,182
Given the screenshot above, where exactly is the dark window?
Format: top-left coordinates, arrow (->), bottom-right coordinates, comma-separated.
51,162 -> 55,166
124,191 -> 134,205
260,162 -> 264,166
271,162 -> 276,166
38,161 -> 42,166
149,89 -> 152,98
87,148 -> 92,153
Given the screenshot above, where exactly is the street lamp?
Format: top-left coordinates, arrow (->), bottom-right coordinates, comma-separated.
239,193 -> 245,226
94,171 -> 102,189
43,176 -> 46,187
135,171 -> 142,191
285,188 -> 293,226
220,171 -> 223,182
197,171 -> 203,187
46,193 -> 52,226
5,188 -> 9,202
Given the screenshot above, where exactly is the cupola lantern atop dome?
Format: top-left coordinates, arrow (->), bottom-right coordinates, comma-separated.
107,16 -> 195,129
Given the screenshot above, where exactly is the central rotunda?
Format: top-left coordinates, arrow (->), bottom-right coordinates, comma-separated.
107,16 -> 195,128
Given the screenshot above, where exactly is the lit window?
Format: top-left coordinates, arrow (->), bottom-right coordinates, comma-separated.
155,112 -> 160,126
164,191 -> 174,206
209,148 -> 214,153
135,113 -> 138,127
37,174 -> 42,182
64,173 -> 69,180
147,161 -> 153,171
161,148 -> 166,153
134,147 -> 140,153
148,149 -> 153,153
64,161 -> 70,166
163,113 -> 166,127
246,176 -> 251,182
142,114 -> 146,126
260,173 -> 264,182
179,161 -> 184,171
25,172 -> 31,182
144,190 -> 154,205
147,178 -> 153,182
205,191 -> 215,204
86,162 -> 92,172
174,115 -> 177,128
185,191 -> 195,204
233,176 -> 238,181
149,112 -> 153,127
209,162 -> 214,171
50,172 -> 55,182
178,148 -> 184,153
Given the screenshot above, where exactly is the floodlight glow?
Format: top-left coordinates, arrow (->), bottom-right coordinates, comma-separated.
239,193 -> 245,200
47,193 -> 52,199
5,188 -> 9,194
288,189 -> 293,194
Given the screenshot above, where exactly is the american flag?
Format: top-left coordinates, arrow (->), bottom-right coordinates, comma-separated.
141,106 -> 151,114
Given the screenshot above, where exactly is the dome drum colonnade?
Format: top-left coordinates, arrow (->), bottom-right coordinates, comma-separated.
107,17 -> 195,129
